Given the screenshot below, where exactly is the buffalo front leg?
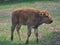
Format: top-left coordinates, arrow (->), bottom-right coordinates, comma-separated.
34,28 -> 38,43
25,26 -> 32,44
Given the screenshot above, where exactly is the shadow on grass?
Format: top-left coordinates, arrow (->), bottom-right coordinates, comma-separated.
0,40 -> 44,45
0,40 -> 25,45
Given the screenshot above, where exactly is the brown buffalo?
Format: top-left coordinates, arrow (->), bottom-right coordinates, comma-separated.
11,8 -> 53,44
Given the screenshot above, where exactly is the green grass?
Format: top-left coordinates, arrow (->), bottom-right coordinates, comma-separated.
0,1 -> 60,45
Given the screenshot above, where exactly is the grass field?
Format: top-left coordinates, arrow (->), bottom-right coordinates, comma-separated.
0,1 -> 60,45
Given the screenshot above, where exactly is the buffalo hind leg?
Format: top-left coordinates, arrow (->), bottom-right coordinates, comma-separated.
16,24 -> 21,40
34,28 -> 38,43
25,26 -> 32,44
11,24 -> 16,41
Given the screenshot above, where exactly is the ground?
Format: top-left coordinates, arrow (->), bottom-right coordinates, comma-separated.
0,1 -> 60,45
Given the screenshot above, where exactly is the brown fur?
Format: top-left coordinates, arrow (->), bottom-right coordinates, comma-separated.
11,8 -> 53,44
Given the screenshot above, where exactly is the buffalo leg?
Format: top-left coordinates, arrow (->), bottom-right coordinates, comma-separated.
16,24 -> 21,40
34,28 -> 38,43
11,24 -> 16,41
25,26 -> 32,44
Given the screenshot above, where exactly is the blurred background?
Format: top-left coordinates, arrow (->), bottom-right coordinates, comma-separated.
0,0 -> 60,45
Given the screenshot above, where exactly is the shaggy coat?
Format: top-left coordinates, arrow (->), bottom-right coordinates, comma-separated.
11,8 -> 53,44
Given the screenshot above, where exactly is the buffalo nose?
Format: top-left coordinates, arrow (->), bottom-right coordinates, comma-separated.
50,20 -> 53,23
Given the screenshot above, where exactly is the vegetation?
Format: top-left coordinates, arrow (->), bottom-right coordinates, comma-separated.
0,0 -> 59,3
0,0 -> 60,45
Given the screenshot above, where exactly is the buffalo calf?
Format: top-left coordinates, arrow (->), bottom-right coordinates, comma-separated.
11,8 -> 53,44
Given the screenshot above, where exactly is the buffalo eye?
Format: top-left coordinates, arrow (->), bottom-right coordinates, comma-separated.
39,13 -> 44,17
45,16 -> 48,17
